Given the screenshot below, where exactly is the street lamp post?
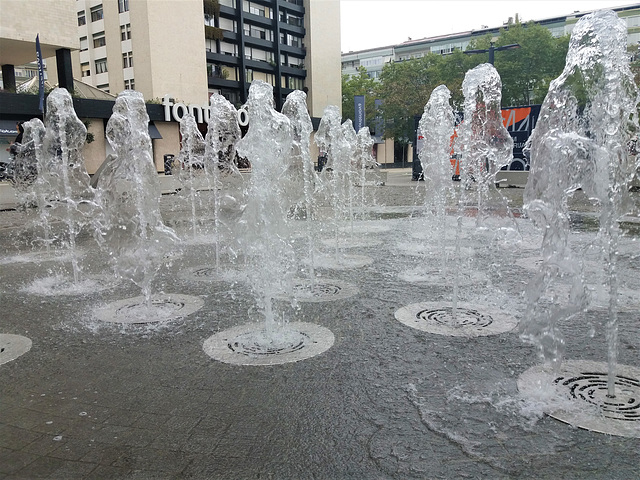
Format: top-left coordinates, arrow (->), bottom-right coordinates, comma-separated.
464,42 -> 520,65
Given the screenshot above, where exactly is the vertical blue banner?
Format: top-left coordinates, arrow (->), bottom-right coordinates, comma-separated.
354,95 -> 365,132
35,34 -> 45,113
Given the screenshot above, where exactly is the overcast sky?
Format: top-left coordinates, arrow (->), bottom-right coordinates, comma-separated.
340,0 -> 633,52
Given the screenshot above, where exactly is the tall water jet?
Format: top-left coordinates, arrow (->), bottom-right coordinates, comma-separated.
316,112 -> 357,248
315,106 -> 345,252
282,89 -> 317,285
459,63 -> 514,229
312,106 -> 375,270
395,79 -> 518,338
341,120 -> 358,234
354,126 -> 375,213
177,112 -> 207,239
416,85 -> 465,301
519,9 -> 640,437
204,93 -> 241,269
315,105 -> 342,173
202,82 -> 335,365
235,80 -> 295,335
11,118 -> 44,210
96,90 -> 180,308
418,85 -> 456,262
39,88 -> 97,283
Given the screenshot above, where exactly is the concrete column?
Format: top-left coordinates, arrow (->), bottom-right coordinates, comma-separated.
56,48 -> 74,92
1,64 -> 16,91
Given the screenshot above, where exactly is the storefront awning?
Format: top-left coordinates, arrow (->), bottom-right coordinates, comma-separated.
148,122 -> 162,139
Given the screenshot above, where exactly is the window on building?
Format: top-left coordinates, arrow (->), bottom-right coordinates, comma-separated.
124,79 -> 135,90
78,11 -> 86,26
221,43 -> 238,55
220,0 -> 235,7
249,4 -> 265,17
289,56 -> 303,68
90,5 -> 104,22
97,83 -> 110,93
219,18 -> 236,32
627,15 -> 640,28
120,24 -> 131,41
118,0 -> 129,13
93,32 -> 106,48
244,25 -> 271,41
288,76 -> 303,90
81,62 -> 90,77
287,34 -> 301,48
95,58 -> 108,74
122,52 -> 133,68
280,12 -> 303,27
79,36 -> 88,51
246,68 -> 254,81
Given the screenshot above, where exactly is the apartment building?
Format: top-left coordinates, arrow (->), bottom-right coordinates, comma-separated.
0,0 -> 77,91
1,0 -> 341,177
67,0 -> 341,117
342,3 -> 640,78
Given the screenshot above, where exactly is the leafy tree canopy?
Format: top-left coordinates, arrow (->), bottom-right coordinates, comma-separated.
341,66 -> 380,127
342,20 -> 574,142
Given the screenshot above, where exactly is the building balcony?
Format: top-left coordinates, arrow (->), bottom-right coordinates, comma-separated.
243,12 -> 273,29
280,64 -> 306,77
208,76 -> 240,90
278,22 -> 305,36
243,35 -> 274,50
206,51 -> 241,66
244,58 -> 277,72
280,0 -> 304,15
280,43 -> 306,56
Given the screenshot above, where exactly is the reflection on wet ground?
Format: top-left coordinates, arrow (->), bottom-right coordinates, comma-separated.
0,171 -> 638,478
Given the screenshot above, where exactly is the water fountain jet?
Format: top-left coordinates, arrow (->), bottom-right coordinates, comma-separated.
518,9 -> 640,437
202,81 -> 334,364
94,90 -> 203,323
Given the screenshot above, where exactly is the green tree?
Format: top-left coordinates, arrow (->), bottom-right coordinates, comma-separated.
493,21 -> 569,106
434,49 -> 476,108
371,20 -> 571,144
377,54 -> 448,142
341,66 -> 380,127
629,43 -> 640,88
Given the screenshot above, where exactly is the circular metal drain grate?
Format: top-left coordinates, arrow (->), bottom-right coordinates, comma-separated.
192,267 -> 217,278
94,294 -> 204,324
398,268 -> 486,285
180,265 -> 246,283
515,257 -> 544,271
274,278 -> 358,303
203,322 -> 335,366
228,330 -> 307,356
22,274 -> 114,296
312,253 -> 373,270
395,302 -> 517,337
338,223 -> 390,234
518,360 -> 640,438
321,238 -> 382,249
0,334 -> 32,365
0,250 -> 81,266
395,244 -> 475,259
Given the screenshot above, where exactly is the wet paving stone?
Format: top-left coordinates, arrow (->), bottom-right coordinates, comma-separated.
1,177 -> 639,478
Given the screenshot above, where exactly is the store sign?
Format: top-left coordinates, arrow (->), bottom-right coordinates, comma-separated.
162,94 -> 248,126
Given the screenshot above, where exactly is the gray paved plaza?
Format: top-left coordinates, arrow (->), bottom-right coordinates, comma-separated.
1,170 -> 639,479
